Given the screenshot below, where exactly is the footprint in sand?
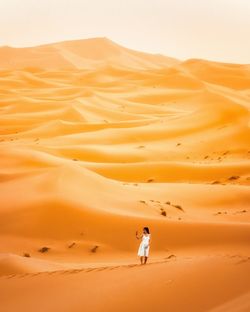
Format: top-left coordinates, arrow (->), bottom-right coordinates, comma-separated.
165,254 -> 176,260
172,204 -> 184,212
161,210 -> 167,217
85,268 -> 96,273
147,178 -> 154,183
90,245 -> 99,253
214,211 -> 227,215
235,256 -> 250,264
228,175 -> 240,181
23,253 -> 31,257
68,242 -> 76,248
234,210 -> 247,214
211,180 -> 222,185
38,247 -> 50,253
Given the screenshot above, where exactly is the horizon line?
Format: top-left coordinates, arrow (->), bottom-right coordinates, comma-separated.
0,36 -> 249,66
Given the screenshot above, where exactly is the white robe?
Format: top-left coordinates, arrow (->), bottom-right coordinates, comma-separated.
138,234 -> 150,257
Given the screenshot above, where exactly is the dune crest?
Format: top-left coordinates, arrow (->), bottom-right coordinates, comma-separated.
0,37 -> 179,70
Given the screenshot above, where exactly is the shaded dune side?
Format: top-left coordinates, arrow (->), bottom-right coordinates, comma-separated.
0,151 -> 249,251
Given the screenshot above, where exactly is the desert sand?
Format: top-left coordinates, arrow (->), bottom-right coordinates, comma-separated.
0,38 -> 249,312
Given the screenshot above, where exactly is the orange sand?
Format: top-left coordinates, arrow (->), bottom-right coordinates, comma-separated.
0,38 -> 249,312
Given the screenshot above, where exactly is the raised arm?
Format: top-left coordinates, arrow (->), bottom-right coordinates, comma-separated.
136,231 -> 143,240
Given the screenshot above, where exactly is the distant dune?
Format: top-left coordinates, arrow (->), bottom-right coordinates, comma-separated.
0,38 -> 249,312
0,37 -> 179,70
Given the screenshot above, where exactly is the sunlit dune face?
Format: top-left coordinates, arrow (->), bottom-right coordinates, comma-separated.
0,38 -> 250,312
0,38 -> 249,222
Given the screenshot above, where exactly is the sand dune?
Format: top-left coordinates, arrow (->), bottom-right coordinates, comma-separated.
1,255 -> 250,312
0,37 -> 179,70
0,38 -> 249,312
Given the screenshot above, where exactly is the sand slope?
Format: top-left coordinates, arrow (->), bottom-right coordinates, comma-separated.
0,37 -> 179,70
1,255 -> 250,312
0,38 -> 249,312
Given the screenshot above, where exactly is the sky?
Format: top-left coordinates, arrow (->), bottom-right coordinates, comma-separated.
0,0 -> 249,63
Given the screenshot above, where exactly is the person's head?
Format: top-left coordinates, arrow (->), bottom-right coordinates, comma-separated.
143,227 -> 150,234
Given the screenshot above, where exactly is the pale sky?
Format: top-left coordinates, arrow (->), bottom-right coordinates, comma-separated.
0,0 -> 249,63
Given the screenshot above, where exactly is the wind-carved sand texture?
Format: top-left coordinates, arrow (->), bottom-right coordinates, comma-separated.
0,38 -> 250,312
